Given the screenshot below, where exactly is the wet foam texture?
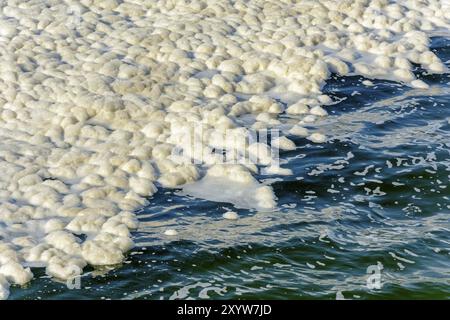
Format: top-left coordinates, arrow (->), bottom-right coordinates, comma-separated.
0,0 -> 449,299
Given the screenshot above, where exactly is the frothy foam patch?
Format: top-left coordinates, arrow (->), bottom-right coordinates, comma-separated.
181,164 -> 277,211
0,0 -> 448,298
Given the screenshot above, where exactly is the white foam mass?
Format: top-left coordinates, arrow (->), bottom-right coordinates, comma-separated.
182,164 -> 277,210
223,211 -> 239,220
0,275 -> 10,300
164,229 -> 179,236
0,0 -> 448,298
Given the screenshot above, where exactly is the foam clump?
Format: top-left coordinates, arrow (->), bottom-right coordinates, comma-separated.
0,275 -> 9,300
272,136 -> 296,151
0,261 -> 33,286
183,165 -> 276,211
223,211 -> 239,220
164,229 -> 178,236
308,133 -> 327,144
0,0 -> 448,298
411,79 -> 430,89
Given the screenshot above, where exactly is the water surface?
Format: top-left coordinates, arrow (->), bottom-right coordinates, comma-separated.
10,37 -> 450,300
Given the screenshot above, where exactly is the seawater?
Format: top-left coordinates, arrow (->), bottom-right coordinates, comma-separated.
10,38 -> 449,300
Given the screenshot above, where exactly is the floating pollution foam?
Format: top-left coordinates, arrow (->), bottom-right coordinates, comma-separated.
182,164 -> 277,211
0,0 -> 449,299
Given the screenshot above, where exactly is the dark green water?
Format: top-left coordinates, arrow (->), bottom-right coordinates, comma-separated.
10,38 -> 450,300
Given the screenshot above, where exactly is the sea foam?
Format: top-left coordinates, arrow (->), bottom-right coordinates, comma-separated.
0,0 -> 449,299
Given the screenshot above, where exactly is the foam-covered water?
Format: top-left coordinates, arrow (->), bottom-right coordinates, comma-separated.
0,1 -> 449,299
8,43 -> 450,298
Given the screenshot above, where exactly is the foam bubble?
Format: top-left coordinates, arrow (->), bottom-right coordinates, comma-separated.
164,229 -> 178,236
308,133 -> 327,144
223,211 -> 239,220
